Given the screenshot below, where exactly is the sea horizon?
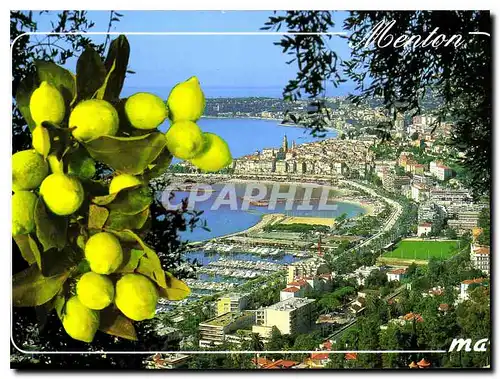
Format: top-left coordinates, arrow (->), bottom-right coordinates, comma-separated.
121,84 -> 356,99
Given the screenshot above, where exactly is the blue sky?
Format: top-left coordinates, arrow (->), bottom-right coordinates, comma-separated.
30,11 -> 353,97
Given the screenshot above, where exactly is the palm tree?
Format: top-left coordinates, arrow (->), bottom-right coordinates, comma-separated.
249,333 -> 265,369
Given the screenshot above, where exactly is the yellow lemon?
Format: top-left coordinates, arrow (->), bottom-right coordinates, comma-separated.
39,173 -> 84,216
167,76 -> 205,122
32,125 -> 51,158
12,149 -> 49,191
68,150 -> 96,180
125,92 -> 167,130
109,174 -> 142,194
164,120 -> 205,160
85,232 -> 123,275
69,99 -> 119,142
76,272 -> 115,310
29,81 -> 66,125
115,273 -> 158,321
12,191 -> 37,236
190,133 -> 232,172
62,296 -> 100,343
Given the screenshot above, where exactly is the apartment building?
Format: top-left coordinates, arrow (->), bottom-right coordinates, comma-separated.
287,258 -> 329,283
470,244 -> 490,274
216,293 -> 250,316
382,173 -> 411,193
418,201 -> 446,224
198,311 -> 256,348
429,161 -> 454,181
252,297 -> 316,337
448,210 -> 481,235
459,278 -> 488,301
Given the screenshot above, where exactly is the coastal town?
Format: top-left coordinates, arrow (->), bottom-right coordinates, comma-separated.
146,104 -> 490,369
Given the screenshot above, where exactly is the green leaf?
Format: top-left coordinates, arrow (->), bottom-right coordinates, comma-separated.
35,60 -> 76,107
99,307 -> 137,341
136,256 -> 164,288
76,259 -> 91,275
75,46 -> 106,102
91,189 -> 124,206
13,265 -> 70,307
83,133 -> 167,175
34,199 -> 68,251
143,148 -> 173,181
88,204 -> 109,229
81,179 -> 109,198
107,185 -> 152,215
93,185 -> 151,215
119,230 -> 166,288
15,72 -> 37,131
158,272 -> 191,300
13,234 -> 41,268
104,229 -> 141,243
54,293 -> 66,320
40,246 -> 80,277
116,248 -> 145,273
105,208 -> 149,230
96,35 -> 130,101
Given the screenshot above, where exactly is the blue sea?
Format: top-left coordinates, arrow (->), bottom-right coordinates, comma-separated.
154,117 -> 366,242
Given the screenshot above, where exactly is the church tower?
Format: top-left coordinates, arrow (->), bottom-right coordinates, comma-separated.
292,140 -> 296,149
282,134 -> 288,152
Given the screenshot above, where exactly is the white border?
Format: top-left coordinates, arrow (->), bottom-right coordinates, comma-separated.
9,30 -> 488,357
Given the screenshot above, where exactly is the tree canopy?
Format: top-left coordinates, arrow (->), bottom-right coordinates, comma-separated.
265,11 -> 491,198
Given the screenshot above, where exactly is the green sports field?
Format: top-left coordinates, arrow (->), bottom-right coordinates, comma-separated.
382,240 -> 460,260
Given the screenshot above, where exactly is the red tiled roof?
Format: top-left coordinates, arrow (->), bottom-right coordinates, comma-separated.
419,222 -> 432,227
403,313 -> 424,322
311,353 -> 330,361
389,268 -> 407,275
417,358 -> 431,367
473,246 -> 490,255
438,303 -> 449,311
462,277 -> 487,285
264,359 -> 298,369
287,281 -> 307,287
429,288 -> 444,296
252,357 -> 273,367
322,340 -> 332,350
345,353 -> 358,361
282,287 -> 300,293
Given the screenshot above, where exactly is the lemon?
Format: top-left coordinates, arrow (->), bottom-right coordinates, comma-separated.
29,81 -> 66,125
165,121 -> 205,160
12,191 -> 37,236
69,99 -> 119,142
167,76 -> 205,122
109,174 -> 142,194
68,150 -> 96,180
190,133 -> 232,172
85,232 -> 123,275
47,154 -> 64,174
12,149 -> 49,191
76,272 -> 115,310
32,125 -> 51,158
125,92 -> 167,130
39,173 -> 84,216
62,296 -> 100,343
115,274 -> 158,321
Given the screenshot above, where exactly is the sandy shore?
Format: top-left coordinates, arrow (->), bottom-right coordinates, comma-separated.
281,216 -> 336,227
227,178 -> 374,216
